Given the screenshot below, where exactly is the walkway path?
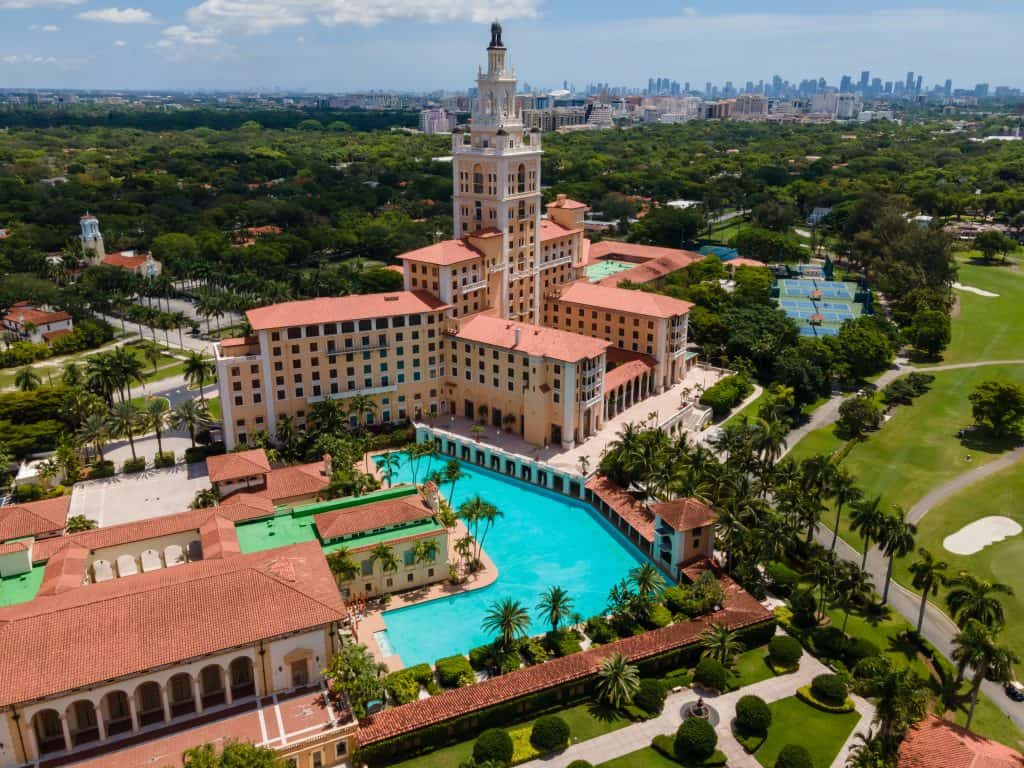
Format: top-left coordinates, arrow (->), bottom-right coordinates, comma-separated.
519,649 -> 873,768
906,447 -> 1024,524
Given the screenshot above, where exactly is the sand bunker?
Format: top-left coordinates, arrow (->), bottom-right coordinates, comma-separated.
953,282 -> 999,298
943,516 -> 1021,555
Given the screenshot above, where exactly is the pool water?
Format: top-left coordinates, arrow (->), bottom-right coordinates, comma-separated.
373,629 -> 397,657
378,453 -> 648,666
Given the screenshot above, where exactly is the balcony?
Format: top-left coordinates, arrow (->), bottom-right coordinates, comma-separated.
326,340 -> 389,357
541,255 -> 572,269
307,383 -> 397,403
461,279 -> 488,295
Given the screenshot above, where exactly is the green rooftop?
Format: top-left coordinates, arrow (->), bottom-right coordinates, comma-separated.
585,259 -> 635,282
0,564 -> 46,607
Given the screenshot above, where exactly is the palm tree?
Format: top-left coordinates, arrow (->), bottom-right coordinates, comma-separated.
140,341 -> 162,374
14,366 -> 41,391
169,399 -> 209,448
378,451 -> 401,488
412,539 -> 439,565
347,393 -> 376,429
946,572 -> 1014,629
908,549 -> 948,634
76,412 -> 110,463
628,562 -> 666,603
844,729 -> 886,768
85,352 -> 118,404
834,561 -> 873,634
829,467 -> 862,552
870,665 -> 930,745
577,455 -> 590,476
183,351 -> 215,402
444,459 -> 464,503
112,346 -> 145,402
369,543 -> 399,579
698,623 -> 742,666
61,362 -> 84,388
849,495 -> 886,572
326,548 -> 360,581
952,619 -> 1019,729
878,513 -> 916,604
108,400 -> 143,460
481,597 -> 531,650
537,586 -> 574,634
191,488 -> 219,509
142,398 -> 169,456
594,653 -> 641,709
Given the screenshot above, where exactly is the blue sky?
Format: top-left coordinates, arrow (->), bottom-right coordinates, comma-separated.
0,1 -> 1021,91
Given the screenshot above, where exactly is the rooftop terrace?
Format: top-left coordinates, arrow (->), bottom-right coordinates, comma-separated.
0,563 -> 46,607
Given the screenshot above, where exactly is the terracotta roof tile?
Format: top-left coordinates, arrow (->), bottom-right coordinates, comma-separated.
727,258 -> 768,268
207,449 -> 271,483
0,541 -> 345,707
264,461 -> 330,503
0,495 -> 70,541
597,252 -> 700,287
358,570 -> 770,746
101,252 -> 152,270
397,240 -> 484,266
36,542 -> 89,596
584,476 -> 654,542
539,220 -> 581,242
315,495 -> 434,541
0,540 -> 31,555
3,306 -> 72,326
898,716 -> 1024,768
588,241 -> 696,264
455,314 -> 609,364
546,197 -> 589,211
246,291 -> 449,331
651,498 -> 716,532
199,514 -> 242,559
555,281 -> 693,319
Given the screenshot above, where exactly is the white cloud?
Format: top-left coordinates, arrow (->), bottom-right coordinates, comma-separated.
160,23 -> 218,46
1,54 -> 57,64
78,7 -> 154,23
0,0 -> 81,8
113,38 -> 126,45
682,6 -> 697,18
29,23 -> 61,31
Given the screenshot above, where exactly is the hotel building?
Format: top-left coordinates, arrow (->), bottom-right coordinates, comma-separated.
216,23 -> 695,452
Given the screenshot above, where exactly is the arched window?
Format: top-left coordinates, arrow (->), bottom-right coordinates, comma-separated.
135,681 -> 164,726
67,700 -> 99,745
33,709 -> 63,755
230,657 -> 256,698
103,690 -> 132,736
517,164 -> 526,194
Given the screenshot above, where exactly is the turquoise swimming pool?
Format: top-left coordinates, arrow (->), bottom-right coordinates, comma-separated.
377,453 -> 648,666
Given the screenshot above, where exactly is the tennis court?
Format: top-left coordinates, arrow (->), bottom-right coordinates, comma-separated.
774,277 -> 866,337
777,278 -> 856,300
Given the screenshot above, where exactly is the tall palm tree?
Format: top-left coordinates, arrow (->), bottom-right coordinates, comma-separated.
76,412 -> 110,463
142,398 -> 169,456
849,495 -> 886,572
698,623 -> 742,666
61,362 -> 84,388
378,451 -> 401,488
878,513 -> 916,605
869,665 -> 929,746
537,586 -> 574,634
444,459 -> 464,503
369,543 -> 399,578
326,548 -> 360,581
191,488 -> 219,509
908,549 -> 948,634
140,341 -> 161,374
481,598 -> 531,650
169,399 -> 209,448
594,653 -> 641,709
844,729 -> 886,768
85,352 -> 118,404
946,572 -> 1014,629
628,562 -> 666,603
828,467 -> 862,552
834,561 -> 873,634
346,393 -> 376,429
14,366 -> 41,392
108,400 -> 142,461
412,539 -> 439,565
458,495 -> 500,563
183,351 -> 215,402
952,619 -> 1019,728
112,346 -> 145,402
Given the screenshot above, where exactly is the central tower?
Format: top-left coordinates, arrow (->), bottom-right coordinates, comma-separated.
451,21 -> 544,322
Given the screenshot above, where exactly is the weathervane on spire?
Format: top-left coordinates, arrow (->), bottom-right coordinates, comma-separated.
489,19 -> 504,48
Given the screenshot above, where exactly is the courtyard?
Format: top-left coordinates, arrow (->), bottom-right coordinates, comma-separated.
68,462 -> 211,527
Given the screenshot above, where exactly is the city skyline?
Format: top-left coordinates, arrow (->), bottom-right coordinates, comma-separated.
0,2 -> 1022,91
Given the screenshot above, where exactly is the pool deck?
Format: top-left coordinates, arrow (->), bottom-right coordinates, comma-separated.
353,518 -> 499,671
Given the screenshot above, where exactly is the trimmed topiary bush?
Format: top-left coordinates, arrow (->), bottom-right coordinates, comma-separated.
153,451 -> 176,468
813,626 -> 848,659
775,743 -> 813,768
645,603 -> 673,629
811,673 -> 848,706
473,728 -> 513,764
768,635 -> 803,668
789,589 -> 817,628
765,562 -> 800,595
567,762 -> 593,768
735,694 -> 772,736
435,654 -> 474,688
123,456 -> 146,474
694,657 -> 729,692
520,637 -> 551,665
674,717 -> 717,762
634,678 -> 668,716
89,460 -> 115,479
585,615 -> 618,644
530,715 -> 570,752
844,637 -> 880,665
852,654 -> 890,682
545,629 -> 583,657
468,644 -> 492,670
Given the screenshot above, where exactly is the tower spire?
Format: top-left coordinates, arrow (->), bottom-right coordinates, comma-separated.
489,19 -> 503,49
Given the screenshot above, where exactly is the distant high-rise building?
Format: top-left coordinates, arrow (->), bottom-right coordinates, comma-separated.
915,75 -> 923,95
859,70 -> 870,91
419,106 -> 456,134
975,83 -> 990,97
906,71 -> 915,94
944,79 -> 953,97
840,75 -> 852,93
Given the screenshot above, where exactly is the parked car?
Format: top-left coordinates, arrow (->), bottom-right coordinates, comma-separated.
1004,681 -> 1024,701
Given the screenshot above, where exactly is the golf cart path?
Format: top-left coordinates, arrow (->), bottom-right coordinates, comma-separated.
906,447 -> 1024,524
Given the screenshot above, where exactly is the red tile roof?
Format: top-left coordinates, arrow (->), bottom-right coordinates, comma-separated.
246,291 -> 449,331
385,264 -> 405,274
898,716 -> 1024,768
315,495 -> 434,541
358,569 -> 769,746
4,305 -> 71,327
42,328 -> 73,342
588,241 -> 695,264
455,314 -> 610,364
0,495 -> 70,541
101,251 -> 152,270
35,542 -> 89,596
220,335 -> 258,348
199,514 -> 241,559
597,252 -> 700,287
264,461 -> 330,503
727,257 -> 768,269
0,540 -> 31,555
555,281 -> 693,319
546,197 -> 589,211
0,541 -> 345,707
585,475 -> 654,542
397,239 -> 484,266
207,448 -> 272,483
539,220 -> 581,242
651,498 -> 716,532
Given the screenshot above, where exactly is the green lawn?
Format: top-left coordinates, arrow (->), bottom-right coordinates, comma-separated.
389,702 -> 630,768
597,747 -> 684,768
928,262 -> 1024,366
129,395 -> 169,412
730,646 -> 776,689
754,697 -> 860,768
206,396 -> 222,421
787,422 -> 846,462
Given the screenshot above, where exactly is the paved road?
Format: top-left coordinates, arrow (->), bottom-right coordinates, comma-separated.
518,643 -> 873,768
97,311 -> 218,355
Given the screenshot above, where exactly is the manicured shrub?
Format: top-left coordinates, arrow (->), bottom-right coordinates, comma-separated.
468,644 -> 492,670
700,374 -> 754,418
765,562 -> 800,595
545,629 -> 583,657
520,637 -> 551,665
813,627 -> 848,659
634,678 -> 667,716
662,584 -> 692,614
384,670 -> 420,705
567,762 -> 593,768
499,650 -> 522,674
123,456 -> 146,474
694,657 -> 728,692
12,484 -> 45,503
645,603 -> 673,629
435,655 -> 474,688
768,635 -> 803,667
530,715 -> 570,751
585,615 -> 618,644
674,717 -> 717,762
153,451 -> 175,468
775,744 -> 813,768
844,637 -> 880,664
89,460 -> 115,479
852,654 -> 890,682
473,728 -> 513,764
810,674 -> 848,706
735,695 -> 772,736
789,589 -> 817,628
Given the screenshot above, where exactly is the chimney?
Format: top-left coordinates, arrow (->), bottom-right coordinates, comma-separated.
513,327 -> 521,347
556,193 -> 567,206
